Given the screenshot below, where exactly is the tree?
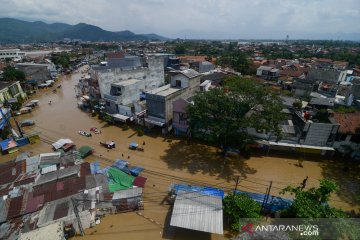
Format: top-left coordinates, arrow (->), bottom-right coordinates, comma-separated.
217,50 -> 253,74
1,66 -> 26,82
280,179 -> 345,218
187,77 -> 284,152
223,194 -> 261,232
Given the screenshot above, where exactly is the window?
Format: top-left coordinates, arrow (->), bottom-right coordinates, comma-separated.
175,80 -> 181,88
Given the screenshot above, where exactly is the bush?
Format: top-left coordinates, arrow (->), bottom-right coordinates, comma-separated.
223,194 -> 261,232
91,111 -> 97,117
137,129 -> 144,136
122,124 -> 129,131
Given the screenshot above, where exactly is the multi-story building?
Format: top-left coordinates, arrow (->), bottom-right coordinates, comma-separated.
145,69 -> 201,132
0,49 -> 25,60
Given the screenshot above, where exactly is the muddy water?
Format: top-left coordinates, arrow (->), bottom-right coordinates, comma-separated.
1,66 -> 359,239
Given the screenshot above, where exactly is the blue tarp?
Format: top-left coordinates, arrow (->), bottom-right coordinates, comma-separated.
112,159 -> 131,174
172,184 -> 225,199
16,138 -> 29,147
129,166 -> 144,176
0,138 -> 18,151
234,190 -> 293,213
90,162 -> 101,174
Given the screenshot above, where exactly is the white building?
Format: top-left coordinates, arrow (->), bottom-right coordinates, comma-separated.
0,49 -> 25,61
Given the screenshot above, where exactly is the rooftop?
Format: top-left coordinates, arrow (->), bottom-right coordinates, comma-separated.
333,112 -> 360,134
146,84 -> 181,97
170,190 -> 223,234
112,79 -> 141,87
19,220 -> 64,240
0,81 -> 17,91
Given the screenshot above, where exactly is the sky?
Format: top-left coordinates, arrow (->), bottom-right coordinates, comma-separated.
1,0 -> 360,40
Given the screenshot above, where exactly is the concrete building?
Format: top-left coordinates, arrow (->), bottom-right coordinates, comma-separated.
293,111 -> 339,147
145,69 -> 201,132
190,61 -> 215,73
172,98 -> 191,136
94,56 -> 165,100
0,49 -> 25,61
0,81 -> 27,103
256,66 -> 280,80
16,63 -> 53,84
104,79 -> 145,115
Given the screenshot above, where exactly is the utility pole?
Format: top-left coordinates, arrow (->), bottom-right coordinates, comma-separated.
233,176 -> 240,193
71,198 -> 85,236
261,181 -> 273,214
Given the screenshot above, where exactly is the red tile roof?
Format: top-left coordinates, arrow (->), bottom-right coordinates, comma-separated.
333,112 -> 360,134
105,52 -> 125,59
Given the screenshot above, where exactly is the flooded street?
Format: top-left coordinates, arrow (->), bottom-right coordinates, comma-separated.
1,66 -> 359,239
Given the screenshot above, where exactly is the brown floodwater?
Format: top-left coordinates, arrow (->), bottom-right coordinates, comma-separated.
1,66 -> 359,239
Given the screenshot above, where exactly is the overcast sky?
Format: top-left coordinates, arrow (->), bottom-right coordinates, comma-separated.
1,0 -> 360,40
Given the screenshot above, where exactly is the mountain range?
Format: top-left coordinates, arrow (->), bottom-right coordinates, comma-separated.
0,18 -> 167,43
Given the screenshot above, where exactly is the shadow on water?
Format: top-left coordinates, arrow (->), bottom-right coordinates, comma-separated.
320,159 -> 360,211
160,140 -> 257,181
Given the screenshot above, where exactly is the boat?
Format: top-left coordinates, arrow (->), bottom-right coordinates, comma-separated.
19,107 -> 32,114
78,130 -> 92,137
100,141 -> 115,149
90,127 -> 101,134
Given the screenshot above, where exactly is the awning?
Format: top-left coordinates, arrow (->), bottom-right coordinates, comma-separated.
112,114 -> 129,122
52,139 -> 73,150
145,117 -> 165,127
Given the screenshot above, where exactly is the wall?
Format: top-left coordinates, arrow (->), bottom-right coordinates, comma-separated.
171,74 -> 189,88
111,81 -> 145,106
96,57 -> 164,98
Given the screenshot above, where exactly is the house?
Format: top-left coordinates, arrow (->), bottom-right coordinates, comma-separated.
145,69 -> 201,132
104,79 -> 145,116
332,112 -> 360,159
306,68 -> 341,84
16,63 -> 52,85
293,111 -> 339,147
292,78 -> 316,97
172,98 -> 191,136
190,61 -> 215,73
105,51 -> 142,69
256,66 -> 280,80
352,78 -> 360,100
94,56 -> 164,100
309,97 -> 335,109
0,81 -> 27,103
0,49 -> 25,61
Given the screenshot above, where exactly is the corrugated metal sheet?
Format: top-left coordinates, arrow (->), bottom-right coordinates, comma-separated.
25,192 -> 44,214
41,165 -> 57,174
26,156 -> 40,173
133,176 -> 147,188
170,191 -> 223,234
0,198 -> 10,223
112,188 -> 142,200
39,152 -> 61,164
7,195 -> 24,219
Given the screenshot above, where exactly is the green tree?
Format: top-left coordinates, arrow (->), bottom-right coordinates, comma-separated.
217,50 -> 252,74
224,194 -> 261,232
188,77 -> 284,152
280,179 -> 346,218
1,66 -> 26,82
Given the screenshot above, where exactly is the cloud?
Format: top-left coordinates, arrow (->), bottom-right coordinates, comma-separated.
0,0 -> 359,39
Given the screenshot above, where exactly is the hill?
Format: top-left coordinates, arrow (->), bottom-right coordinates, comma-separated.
0,18 -> 167,43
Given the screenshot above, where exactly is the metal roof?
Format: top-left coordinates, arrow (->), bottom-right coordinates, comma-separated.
39,152 -> 61,164
112,188 -> 142,200
170,191 -> 223,234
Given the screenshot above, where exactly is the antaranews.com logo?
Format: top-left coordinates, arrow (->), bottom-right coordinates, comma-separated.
241,222 -> 319,236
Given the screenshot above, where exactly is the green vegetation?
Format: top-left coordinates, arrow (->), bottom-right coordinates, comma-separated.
137,129 -> 144,136
217,50 -> 256,75
292,100 -> 302,110
81,43 -> 119,51
1,66 -> 26,82
50,52 -> 72,68
188,77 -> 284,153
223,194 -> 261,231
280,179 -> 345,218
334,106 -> 357,113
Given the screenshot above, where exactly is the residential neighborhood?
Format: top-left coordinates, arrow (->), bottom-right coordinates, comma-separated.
1,2 -> 360,240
